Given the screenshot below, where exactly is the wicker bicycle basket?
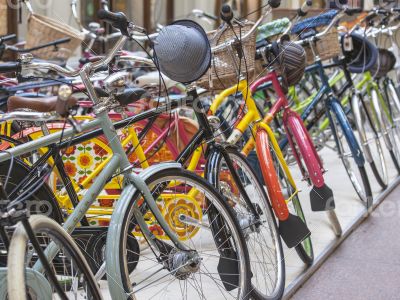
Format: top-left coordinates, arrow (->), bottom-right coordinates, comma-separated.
196,22 -> 256,91
0,0 -> 8,36
26,14 -> 84,60
295,26 -> 341,65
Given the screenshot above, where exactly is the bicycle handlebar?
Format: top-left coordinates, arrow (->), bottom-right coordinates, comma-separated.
0,34 -> 16,44
0,62 -> 21,73
13,38 -> 71,53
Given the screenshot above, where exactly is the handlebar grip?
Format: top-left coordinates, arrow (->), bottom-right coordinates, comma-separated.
0,34 -> 16,43
220,4 -> 233,24
297,0 -> 312,17
338,0 -> 347,5
376,9 -> 389,15
0,62 -> 20,73
392,8 -> 400,13
345,8 -> 363,16
268,0 -> 281,8
255,49 -> 262,60
98,9 -> 129,35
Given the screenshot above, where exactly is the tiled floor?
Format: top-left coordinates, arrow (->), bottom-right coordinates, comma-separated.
289,186 -> 400,300
286,142 -> 400,299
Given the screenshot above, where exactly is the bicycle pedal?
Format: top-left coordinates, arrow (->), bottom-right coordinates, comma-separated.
310,184 -> 335,211
279,213 -> 311,248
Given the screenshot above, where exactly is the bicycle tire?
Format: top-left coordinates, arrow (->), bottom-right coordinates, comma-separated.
7,215 -> 101,299
382,79 -> 400,173
327,109 -> 373,208
215,147 -> 285,300
353,91 -> 388,189
106,168 -> 251,300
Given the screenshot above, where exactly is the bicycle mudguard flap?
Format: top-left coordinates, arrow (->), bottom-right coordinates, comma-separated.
279,213 -> 311,248
310,184 -> 335,211
218,252 -> 240,291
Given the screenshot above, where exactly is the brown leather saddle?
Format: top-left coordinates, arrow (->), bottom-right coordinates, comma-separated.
7,96 -> 77,112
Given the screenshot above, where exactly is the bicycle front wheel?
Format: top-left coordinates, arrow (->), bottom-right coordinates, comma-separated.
217,147 -> 285,300
106,168 -> 250,300
7,215 -> 101,299
353,92 -> 388,189
327,108 -> 373,208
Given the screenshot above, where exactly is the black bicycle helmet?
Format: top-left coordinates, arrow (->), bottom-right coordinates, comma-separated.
273,40 -> 306,90
340,32 -> 378,74
370,48 -> 396,78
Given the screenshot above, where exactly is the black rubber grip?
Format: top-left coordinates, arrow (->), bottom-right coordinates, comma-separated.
338,0 -> 347,5
365,12 -> 377,22
345,8 -> 363,16
269,0 -> 281,8
392,8 -> 400,12
255,49 -> 263,60
297,0 -> 312,17
98,9 -> 129,35
376,9 -> 388,15
0,34 -> 16,43
220,4 -> 233,23
0,62 -> 20,73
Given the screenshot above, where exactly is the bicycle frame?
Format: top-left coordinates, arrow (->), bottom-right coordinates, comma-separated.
297,60 -> 365,167
209,79 -> 297,219
0,82 -> 193,296
250,70 -> 326,189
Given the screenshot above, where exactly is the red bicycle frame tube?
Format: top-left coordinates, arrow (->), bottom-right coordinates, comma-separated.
251,70 -> 325,188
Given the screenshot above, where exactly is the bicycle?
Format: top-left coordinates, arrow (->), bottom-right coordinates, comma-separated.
1,11 -> 251,299
285,8 -> 374,208
0,183 -> 101,299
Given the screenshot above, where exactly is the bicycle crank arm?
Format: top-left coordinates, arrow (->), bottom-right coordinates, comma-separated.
178,214 -> 210,230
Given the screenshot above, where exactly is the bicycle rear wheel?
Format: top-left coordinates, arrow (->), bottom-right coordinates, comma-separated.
7,215 -> 101,299
106,168 -> 250,299
216,147 -> 285,300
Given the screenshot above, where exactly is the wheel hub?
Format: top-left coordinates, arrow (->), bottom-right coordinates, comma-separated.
169,250 -> 201,280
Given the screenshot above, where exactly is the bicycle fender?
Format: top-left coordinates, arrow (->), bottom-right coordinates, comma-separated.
284,111 -> 325,188
107,162 -> 182,299
255,129 -> 289,221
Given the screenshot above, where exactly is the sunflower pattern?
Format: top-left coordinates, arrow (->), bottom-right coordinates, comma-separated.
62,138 -> 111,185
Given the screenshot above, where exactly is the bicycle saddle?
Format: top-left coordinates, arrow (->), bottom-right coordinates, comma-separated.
114,87 -> 149,106
7,95 -> 77,112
